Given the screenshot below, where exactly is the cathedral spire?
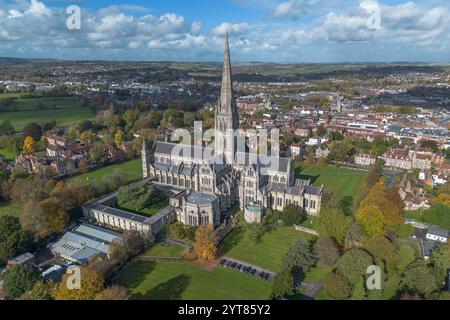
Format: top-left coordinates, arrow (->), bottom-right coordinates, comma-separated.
220,30 -> 235,114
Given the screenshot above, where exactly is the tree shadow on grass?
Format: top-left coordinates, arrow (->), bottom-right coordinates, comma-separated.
116,261 -> 156,289
131,274 -> 191,300
295,166 -> 320,184
218,227 -> 245,254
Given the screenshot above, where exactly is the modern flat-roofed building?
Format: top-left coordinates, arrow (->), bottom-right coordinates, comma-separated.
49,223 -> 123,265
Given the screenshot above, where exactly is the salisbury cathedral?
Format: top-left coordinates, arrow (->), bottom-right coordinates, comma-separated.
142,33 -> 322,228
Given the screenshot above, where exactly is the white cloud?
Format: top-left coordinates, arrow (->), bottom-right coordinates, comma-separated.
25,0 -> 51,17
211,22 -> 251,36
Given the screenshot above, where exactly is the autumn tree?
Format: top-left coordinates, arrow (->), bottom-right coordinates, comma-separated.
193,225 -> 217,262
38,197 -> 70,233
95,285 -> 129,300
356,205 -> 386,237
314,237 -> 340,266
114,129 -> 125,146
362,236 -> 398,274
53,266 -> 104,300
365,159 -> 384,188
23,136 -> 36,153
24,122 -> 42,141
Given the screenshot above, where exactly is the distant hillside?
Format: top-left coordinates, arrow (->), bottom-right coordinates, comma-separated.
0,57 -> 57,65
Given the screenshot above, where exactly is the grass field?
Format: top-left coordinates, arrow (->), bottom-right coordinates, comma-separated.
0,96 -> 82,111
0,107 -> 96,130
119,198 -> 169,217
0,201 -> 23,218
144,243 -> 186,257
296,165 -> 366,200
220,227 -> 313,272
0,148 -> 17,160
303,264 -> 331,282
67,159 -> 142,185
115,261 -> 272,300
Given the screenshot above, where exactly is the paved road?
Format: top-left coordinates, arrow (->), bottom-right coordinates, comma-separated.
300,281 -> 323,299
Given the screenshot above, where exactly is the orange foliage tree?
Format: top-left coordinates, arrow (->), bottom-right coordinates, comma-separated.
193,225 -> 217,262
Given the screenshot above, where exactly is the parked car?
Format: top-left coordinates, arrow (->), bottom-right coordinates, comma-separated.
236,264 -> 243,270
220,259 -> 227,266
230,262 -> 237,268
250,269 -> 257,276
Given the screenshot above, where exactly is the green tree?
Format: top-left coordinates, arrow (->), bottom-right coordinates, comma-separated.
281,204 -> 301,227
323,272 -> 352,300
338,196 -> 354,216
24,280 -> 52,300
316,208 -> 352,245
429,244 -> 450,284
400,260 -> 438,298
247,223 -> 265,245
117,181 -> 162,211
0,120 -> 15,135
272,268 -> 294,298
3,264 -> 40,299
284,238 -> 315,278
396,246 -> 416,272
336,248 -> 374,285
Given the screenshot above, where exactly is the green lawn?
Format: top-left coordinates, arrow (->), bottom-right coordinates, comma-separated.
67,159 -> 142,186
0,201 -> 23,218
303,264 -> 332,282
404,210 -> 425,222
296,165 -> 366,200
115,261 -> 272,300
1,97 -> 82,112
0,148 -> 17,160
0,106 -> 95,129
220,227 -> 313,272
119,198 -> 169,217
144,243 -> 186,257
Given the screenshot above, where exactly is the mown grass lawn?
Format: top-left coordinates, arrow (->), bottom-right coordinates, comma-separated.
220,227 -> 313,272
0,106 -> 95,129
0,201 -> 23,218
119,198 -> 169,217
67,159 -> 142,186
144,243 -> 186,257
303,264 -> 332,282
296,164 -> 366,200
115,261 -> 272,300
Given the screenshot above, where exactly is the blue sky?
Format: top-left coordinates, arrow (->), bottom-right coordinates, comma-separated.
0,0 -> 449,62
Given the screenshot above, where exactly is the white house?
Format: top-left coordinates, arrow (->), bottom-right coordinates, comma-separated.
426,225 -> 448,243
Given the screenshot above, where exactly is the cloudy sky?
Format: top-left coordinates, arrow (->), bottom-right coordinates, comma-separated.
0,0 -> 449,62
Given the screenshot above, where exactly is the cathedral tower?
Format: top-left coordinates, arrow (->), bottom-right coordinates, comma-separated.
215,31 -> 239,164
